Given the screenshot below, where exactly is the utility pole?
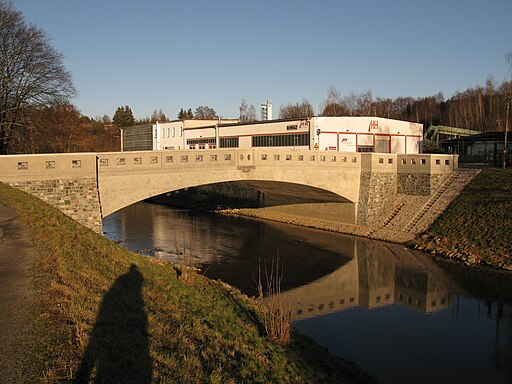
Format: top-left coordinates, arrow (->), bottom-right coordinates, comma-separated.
504,97 -> 509,170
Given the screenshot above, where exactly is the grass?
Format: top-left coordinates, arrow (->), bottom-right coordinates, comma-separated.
0,182 -> 375,384
416,168 -> 512,269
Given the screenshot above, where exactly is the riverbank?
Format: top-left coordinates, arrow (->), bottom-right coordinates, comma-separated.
409,168 -> 512,271
0,182 -> 375,383
218,168 -> 512,272
216,208 -> 416,243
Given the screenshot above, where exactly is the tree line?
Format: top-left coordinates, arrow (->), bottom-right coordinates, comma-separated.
281,80 -> 511,133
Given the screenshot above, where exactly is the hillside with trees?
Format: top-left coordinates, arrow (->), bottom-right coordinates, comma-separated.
320,79 -> 511,133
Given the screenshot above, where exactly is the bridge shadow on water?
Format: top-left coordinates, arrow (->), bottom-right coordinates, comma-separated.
74,264 -> 152,384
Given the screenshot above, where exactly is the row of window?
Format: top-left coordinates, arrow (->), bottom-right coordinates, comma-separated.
252,133 -> 309,147
187,138 -> 216,145
160,126 -> 183,138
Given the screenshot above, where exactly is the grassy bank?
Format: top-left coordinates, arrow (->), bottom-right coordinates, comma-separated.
0,183 -> 374,383
411,168 -> 512,270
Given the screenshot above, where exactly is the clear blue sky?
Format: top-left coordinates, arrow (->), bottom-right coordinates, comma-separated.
12,0 -> 512,121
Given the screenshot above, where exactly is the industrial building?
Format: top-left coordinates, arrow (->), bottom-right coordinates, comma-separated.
121,116 -> 423,154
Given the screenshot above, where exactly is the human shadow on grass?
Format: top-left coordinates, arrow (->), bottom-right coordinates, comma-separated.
74,264 -> 152,384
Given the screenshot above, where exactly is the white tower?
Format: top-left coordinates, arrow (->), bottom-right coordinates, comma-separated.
261,100 -> 272,121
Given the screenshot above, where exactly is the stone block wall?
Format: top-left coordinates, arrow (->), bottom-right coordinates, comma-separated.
397,173 -> 448,196
8,177 -> 103,233
357,172 -> 397,225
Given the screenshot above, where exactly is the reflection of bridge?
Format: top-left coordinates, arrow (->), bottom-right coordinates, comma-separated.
278,239 -> 462,321
0,149 -> 457,233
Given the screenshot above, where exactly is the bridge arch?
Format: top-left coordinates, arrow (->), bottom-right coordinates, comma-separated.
99,172 -> 358,224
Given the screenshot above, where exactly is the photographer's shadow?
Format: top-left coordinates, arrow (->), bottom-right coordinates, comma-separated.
74,264 -> 152,383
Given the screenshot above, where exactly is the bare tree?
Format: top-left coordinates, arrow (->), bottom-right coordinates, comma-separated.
279,99 -> 314,119
239,99 -> 257,122
321,86 -> 350,116
0,1 -> 76,154
151,108 -> 167,123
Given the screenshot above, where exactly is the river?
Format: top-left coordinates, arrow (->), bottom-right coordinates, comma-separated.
103,202 -> 512,384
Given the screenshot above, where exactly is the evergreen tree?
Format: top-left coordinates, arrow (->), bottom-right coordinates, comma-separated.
194,106 -> 217,119
112,105 -> 135,127
178,108 -> 194,120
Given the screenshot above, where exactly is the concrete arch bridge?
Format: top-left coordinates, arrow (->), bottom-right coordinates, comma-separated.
0,149 -> 457,233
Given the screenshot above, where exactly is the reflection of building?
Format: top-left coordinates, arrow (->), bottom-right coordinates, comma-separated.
280,240 -> 455,321
120,116 -> 424,154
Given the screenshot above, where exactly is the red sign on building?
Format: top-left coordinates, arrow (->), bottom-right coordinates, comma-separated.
368,120 -> 379,131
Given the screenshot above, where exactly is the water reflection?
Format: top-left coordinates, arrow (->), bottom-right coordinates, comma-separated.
281,241 -> 459,321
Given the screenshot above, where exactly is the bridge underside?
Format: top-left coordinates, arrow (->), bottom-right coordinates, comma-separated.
147,180 -> 357,224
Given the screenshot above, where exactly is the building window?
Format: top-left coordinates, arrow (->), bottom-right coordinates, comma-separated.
224,154 -> 232,161
117,158 -> 126,166
196,155 -> 203,162
172,127 -> 175,137
320,156 -> 326,162
72,160 -> 82,168
379,158 -> 384,164
411,159 -> 416,165
445,159 -> 450,165
388,158 -> 393,164
351,157 -> 357,163
341,156 -> 347,163
309,155 -> 315,161
134,157 -> 142,165
421,159 -> 426,165
298,155 -> 304,161
220,137 -> 239,148
330,156 -> 336,162
165,156 -> 173,163
274,154 -> 280,161
150,156 -> 158,164
181,155 -> 188,162
261,154 -> 267,160
99,159 -> 108,167
286,154 -> 292,161
436,159 -> 441,165
357,146 -> 373,152
210,154 -> 217,161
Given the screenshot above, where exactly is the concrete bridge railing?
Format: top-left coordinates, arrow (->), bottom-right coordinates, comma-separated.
0,149 -> 458,233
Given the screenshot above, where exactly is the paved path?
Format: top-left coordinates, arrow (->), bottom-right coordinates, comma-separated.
0,203 -> 36,383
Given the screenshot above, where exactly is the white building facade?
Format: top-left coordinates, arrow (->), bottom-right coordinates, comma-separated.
121,116 -> 423,154
150,116 -> 423,154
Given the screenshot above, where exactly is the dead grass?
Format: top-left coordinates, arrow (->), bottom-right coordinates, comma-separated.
258,253 -> 292,345
423,168 -> 512,269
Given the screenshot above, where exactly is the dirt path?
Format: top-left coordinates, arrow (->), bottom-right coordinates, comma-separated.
0,203 -> 36,383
